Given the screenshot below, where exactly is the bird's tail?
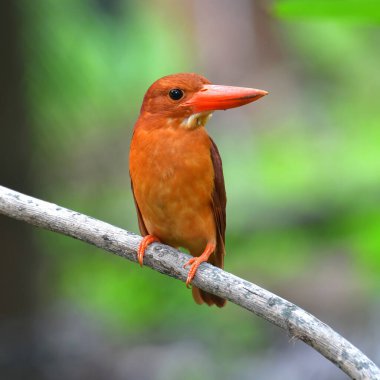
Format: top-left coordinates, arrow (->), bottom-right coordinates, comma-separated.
192,286 -> 226,307
191,245 -> 226,308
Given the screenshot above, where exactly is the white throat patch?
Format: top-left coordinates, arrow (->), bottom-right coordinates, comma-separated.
181,112 -> 213,129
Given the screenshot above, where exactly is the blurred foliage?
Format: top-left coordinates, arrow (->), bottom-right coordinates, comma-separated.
25,0 -> 196,332
274,0 -> 380,23
22,0 -> 380,362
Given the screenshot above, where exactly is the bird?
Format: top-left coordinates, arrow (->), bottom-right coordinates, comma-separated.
129,73 -> 267,307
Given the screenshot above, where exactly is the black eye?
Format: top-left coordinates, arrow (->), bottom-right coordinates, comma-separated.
169,88 -> 184,100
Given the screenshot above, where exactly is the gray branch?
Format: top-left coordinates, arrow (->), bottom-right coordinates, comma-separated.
0,184 -> 379,380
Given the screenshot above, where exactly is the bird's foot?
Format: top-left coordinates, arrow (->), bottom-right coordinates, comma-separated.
137,235 -> 160,267
183,242 -> 215,288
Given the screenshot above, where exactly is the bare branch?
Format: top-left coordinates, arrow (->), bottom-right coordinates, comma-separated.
0,184 -> 379,380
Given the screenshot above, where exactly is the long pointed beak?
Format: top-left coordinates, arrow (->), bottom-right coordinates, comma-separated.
184,84 -> 268,113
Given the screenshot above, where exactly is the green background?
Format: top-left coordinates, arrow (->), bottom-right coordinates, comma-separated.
1,1 -> 380,379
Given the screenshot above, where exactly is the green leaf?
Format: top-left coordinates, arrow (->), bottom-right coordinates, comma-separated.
273,0 -> 380,23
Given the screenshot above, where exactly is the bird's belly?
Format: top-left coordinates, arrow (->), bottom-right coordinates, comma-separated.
130,126 -> 217,254
139,172 -> 215,252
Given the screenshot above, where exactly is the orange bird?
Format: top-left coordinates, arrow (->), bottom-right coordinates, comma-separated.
129,73 -> 267,307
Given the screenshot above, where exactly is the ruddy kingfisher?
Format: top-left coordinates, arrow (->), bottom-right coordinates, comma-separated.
129,73 -> 267,307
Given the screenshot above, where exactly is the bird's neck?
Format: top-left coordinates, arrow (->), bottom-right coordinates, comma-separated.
132,118 -> 211,159
135,112 -> 212,132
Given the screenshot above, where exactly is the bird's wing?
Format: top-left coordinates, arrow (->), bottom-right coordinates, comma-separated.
209,137 -> 227,269
194,137 -> 227,307
130,178 -> 149,236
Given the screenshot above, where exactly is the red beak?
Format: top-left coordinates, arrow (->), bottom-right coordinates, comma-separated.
184,84 -> 268,113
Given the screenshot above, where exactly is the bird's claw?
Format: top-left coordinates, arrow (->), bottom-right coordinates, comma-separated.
183,257 -> 196,269
183,242 -> 216,288
183,257 -> 202,288
137,235 -> 160,267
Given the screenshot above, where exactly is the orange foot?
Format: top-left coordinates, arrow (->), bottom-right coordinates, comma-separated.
137,235 -> 160,267
183,242 -> 215,288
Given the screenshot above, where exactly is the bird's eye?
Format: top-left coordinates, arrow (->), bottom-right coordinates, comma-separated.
169,88 -> 184,101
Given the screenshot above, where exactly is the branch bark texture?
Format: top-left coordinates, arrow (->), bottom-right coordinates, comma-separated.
0,185 -> 379,380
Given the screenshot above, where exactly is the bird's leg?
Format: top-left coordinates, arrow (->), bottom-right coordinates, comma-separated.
137,235 -> 160,267
183,242 -> 216,288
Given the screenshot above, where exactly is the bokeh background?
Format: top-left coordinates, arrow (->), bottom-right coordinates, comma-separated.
1,1 -> 380,379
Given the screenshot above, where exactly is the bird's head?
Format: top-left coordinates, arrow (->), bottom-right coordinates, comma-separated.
139,73 -> 268,129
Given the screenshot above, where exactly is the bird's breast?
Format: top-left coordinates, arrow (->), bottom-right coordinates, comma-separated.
130,125 -> 216,252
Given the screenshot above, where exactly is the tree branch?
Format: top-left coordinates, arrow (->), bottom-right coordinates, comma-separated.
0,184 -> 379,380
